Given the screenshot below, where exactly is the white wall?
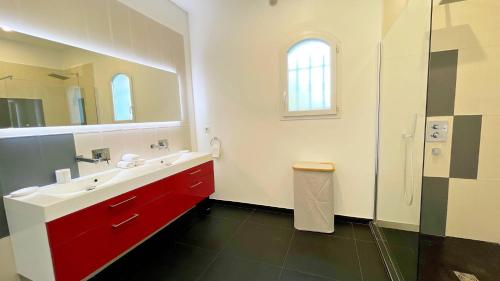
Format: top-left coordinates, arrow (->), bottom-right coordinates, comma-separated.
382,0 -> 409,36
180,0 -> 382,218
0,1 -> 192,280
119,0 -> 197,150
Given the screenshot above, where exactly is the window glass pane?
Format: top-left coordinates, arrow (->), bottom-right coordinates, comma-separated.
287,39 -> 332,112
288,69 -> 298,111
111,74 -> 133,121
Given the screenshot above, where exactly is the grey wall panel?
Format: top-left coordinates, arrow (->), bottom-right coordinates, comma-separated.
0,99 -> 10,128
450,115 -> 482,179
0,136 -> 46,195
427,50 -> 459,117
39,134 -> 79,181
421,177 -> 449,236
0,134 -> 78,238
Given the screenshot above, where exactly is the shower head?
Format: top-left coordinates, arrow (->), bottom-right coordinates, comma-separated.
439,0 -> 466,4
0,75 -> 13,81
48,73 -> 71,80
269,0 -> 278,6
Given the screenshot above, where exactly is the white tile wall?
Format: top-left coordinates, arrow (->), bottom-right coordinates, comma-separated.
430,0 -> 500,244
75,126 -> 191,176
454,46 -> 500,116
477,115 -> 500,180
446,178 -> 500,243
108,0 -> 133,57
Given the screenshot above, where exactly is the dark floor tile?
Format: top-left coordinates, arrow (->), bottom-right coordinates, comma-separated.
177,215 -> 242,251
356,241 -> 390,281
223,221 -> 293,266
419,235 -> 500,281
90,257 -> 138,281
381,227 -> 419,249
353,224 -> 374,242
248,209 -> 294,229
387,244 -> 418,281
92,242 -> 217,281
209,203 -> 254,222
143,243 -> 217,281
285,230 -> 362,281
199,254 -> 281,281
279,270 -> 334,281
91,226 -> 182,281
332,221 -> 354,239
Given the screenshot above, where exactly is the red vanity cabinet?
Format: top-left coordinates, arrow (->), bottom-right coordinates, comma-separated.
177,161 -> 215,209
46,161 -> 214,281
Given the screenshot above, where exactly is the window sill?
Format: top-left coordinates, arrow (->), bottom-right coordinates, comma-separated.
281,112 -> 341,121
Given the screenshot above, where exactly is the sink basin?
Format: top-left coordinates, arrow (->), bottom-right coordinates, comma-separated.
5,150 -> 211,215
36,151 -> 194,198
145,150 -> 191,166
38,169 -> 122,197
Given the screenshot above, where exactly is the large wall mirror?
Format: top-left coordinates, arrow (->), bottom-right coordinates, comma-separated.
0,29 -> 182,128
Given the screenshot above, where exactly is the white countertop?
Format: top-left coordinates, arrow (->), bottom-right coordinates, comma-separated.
3,151 -> 212,222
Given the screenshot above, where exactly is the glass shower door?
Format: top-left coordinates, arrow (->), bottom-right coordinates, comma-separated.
373,0 -> 433,280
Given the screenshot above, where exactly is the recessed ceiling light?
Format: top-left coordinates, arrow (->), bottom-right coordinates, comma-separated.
1,26 -> 13,32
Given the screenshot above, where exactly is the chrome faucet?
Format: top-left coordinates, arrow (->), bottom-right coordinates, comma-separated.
75,155 -> 101,164
76,148 -> 111,164
150,139 -> 169,151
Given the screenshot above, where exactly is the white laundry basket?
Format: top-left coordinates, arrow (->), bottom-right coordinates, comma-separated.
293,162 -> 335,233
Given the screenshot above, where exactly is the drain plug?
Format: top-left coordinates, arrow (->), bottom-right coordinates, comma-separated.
454,271 -> 479,281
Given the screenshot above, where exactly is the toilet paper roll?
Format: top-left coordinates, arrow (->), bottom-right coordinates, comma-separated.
55,169 -> 72,184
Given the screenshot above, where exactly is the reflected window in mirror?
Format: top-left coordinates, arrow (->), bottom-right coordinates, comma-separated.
111,74 -> 134,122
0,30 -> 182,128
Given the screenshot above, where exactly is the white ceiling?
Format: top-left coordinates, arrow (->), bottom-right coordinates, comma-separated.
170,0 -> 195,13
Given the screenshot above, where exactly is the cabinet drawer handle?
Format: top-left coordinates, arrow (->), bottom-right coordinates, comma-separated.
190,181 -> 203,189
189,169 -> 202,175
109,196 -> 137,208
112,214 -> 139,228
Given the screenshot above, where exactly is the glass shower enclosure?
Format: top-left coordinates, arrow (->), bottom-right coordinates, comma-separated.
374,0 -> 500,280
373,0 -> 433,280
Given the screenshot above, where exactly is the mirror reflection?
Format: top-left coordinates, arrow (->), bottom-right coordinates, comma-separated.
0,30 -> 181,128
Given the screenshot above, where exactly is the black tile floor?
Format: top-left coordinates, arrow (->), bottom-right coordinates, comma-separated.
91,202 -> 390,281
379,227 -> 419,281
418,235 -> 500,281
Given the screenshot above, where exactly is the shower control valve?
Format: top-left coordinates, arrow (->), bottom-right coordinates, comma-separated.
426,121 -> 448,142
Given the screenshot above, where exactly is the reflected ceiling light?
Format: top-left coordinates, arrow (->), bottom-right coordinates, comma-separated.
1,25 -> 13,32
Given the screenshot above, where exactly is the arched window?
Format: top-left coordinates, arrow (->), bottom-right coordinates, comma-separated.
284,38 -> 337,117
111,74 -> 134,122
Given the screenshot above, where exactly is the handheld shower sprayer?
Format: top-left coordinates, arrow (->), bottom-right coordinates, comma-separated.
402,113 -> 418,205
